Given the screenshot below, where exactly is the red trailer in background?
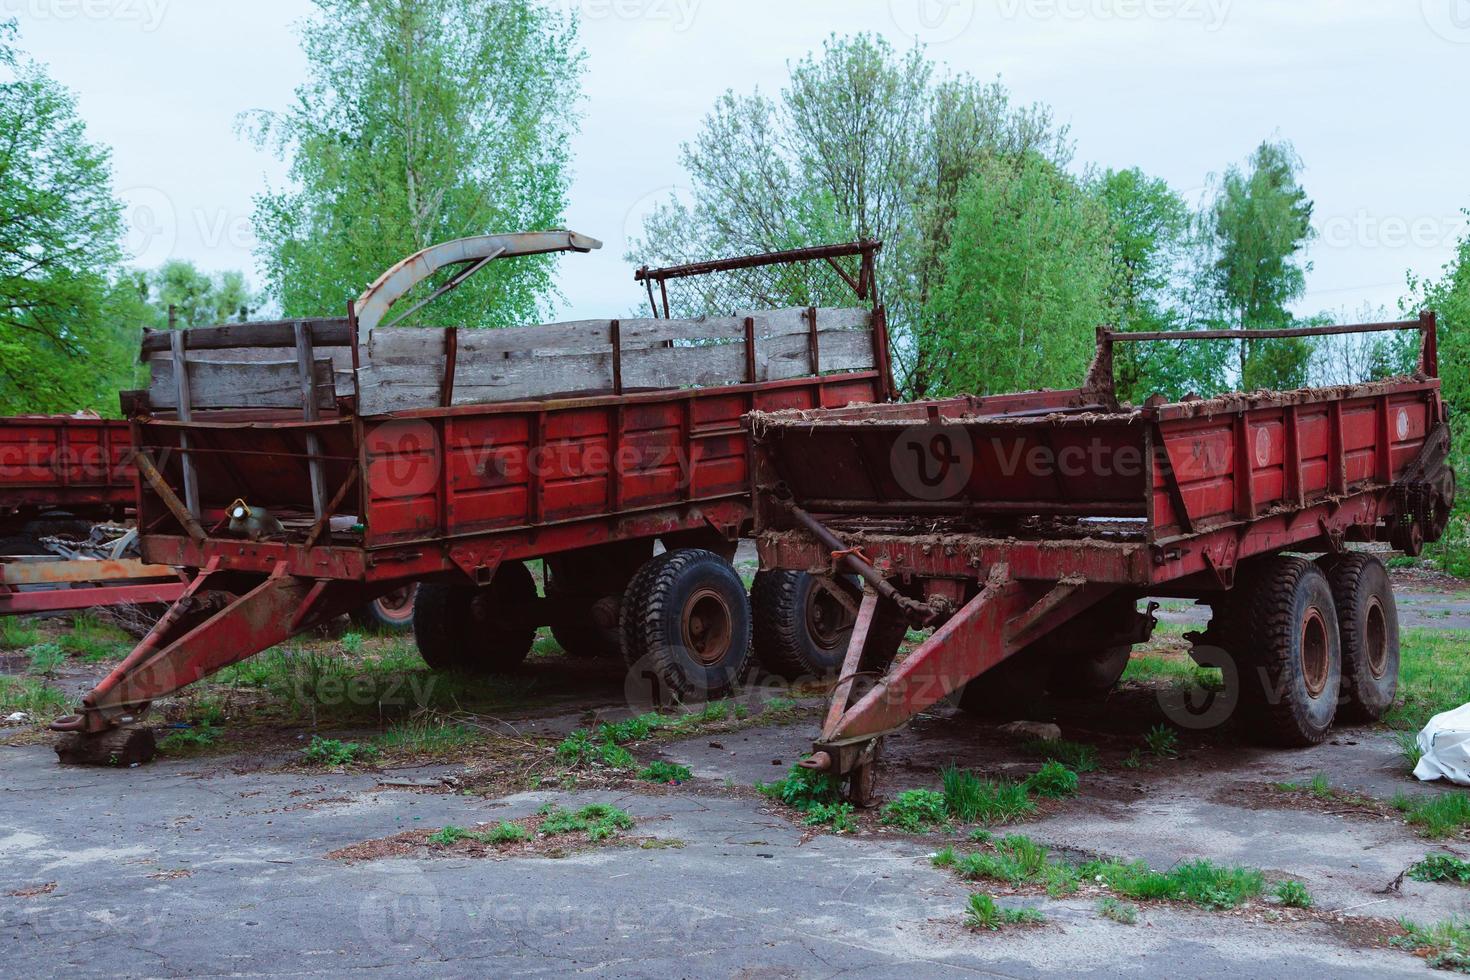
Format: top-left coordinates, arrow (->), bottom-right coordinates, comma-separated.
0,415 -> 134,530
0,416 -> 188,618
747,317 -> 1455,802
50,233 -> 893,763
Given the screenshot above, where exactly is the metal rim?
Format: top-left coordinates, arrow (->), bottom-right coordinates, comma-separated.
805,584 -> 849,651
373,585 -> 418,625
1365,597 -> 1389,679
682,588 -> 734,666
1301,606 -> 1331,697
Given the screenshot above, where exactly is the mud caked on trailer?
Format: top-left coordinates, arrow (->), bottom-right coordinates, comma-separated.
51,232 -> 894,763
747,318 -> 1456,802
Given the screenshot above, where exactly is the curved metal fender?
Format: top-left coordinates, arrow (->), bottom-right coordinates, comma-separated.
354,230 -> 602,341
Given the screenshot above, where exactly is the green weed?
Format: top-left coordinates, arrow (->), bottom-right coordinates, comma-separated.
880,789 -> 949,833
638,760 -> 693,784
1410,855 -> 1470,885
1273,880 -> 1313,909
757,764 -> 843,810
1084,858 -> 1264,910
0,617 -> 39,650
1023,738 -> 1101,773
1393,917 -> 1470,974
375,718 -> 478,755
539,803 -> 634,841
1097,897 -> 1138,924
803,801 -> 857,833
963,893 -> 1044,931
0,675 -> 67,718
302,736 -> 380,767
429,821 -> 532,847
158,724 -> 221,753
1144,724 -> 1179,758
1393,791 -> 1470,838
1025,761 -> 1079,799
26,642 -> 65,676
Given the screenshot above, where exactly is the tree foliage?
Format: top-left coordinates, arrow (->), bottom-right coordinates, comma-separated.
924,153 -> 1113,396
245,0 -> 584,327
1207,140 -> 1316,390
631,34 -> 1071,398
120,261 -> 255,329
0,20 -> 135,415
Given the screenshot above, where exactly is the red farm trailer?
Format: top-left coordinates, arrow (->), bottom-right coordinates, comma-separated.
50,232 -> 893,763
747,317 -> 1456,803
0,415 -> 188,618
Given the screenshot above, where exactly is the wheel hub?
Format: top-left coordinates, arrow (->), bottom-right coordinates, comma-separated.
683,588 -> 733,666
1364,597 -> 1389,679
1300,606 -> 1331,697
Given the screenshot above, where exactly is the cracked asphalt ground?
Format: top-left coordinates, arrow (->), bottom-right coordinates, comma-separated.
3,702 -> 1469,976
3,564 -> 1469,977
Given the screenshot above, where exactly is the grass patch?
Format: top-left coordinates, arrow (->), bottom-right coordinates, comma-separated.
302,736 -> 381,767
881,789 -> 950,833
1393,791 -> 1470,838
556,729 -> 637,770
941,764 -> 1038,825
1274,880 -> 1313,908
1024,761 -> 1079,799
58,613 -> 132,663
1387,629 -> 1470,733
1394,918 -> 1470,973
158,724 -> 221,753
803,801 -> 857,833
935,837 -> 1267,911
1144,724 -> 1180,758
26,642 -> 65,676
1122,654 -> 1223,691
538,803 -> 634,841
428,821 -> 532,847
375,718 -> 479,755
1097,897 -> 1138,924
1273,772 -> 1335,799
963,893 -> 1044,931
637,760 -> 692,784
0,617 -> 39,650
0,675 -> 67,718
758,763 -> 843,809
1410,855 -> 1470,885
1023,738 -> 1100,773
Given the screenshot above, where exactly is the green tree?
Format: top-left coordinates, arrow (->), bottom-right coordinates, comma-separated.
631,34 -> 1070,398
0,20 -> 135,415
122,261 -> 255,329
924,152 -> 1114,396
1207,140 -> 1316,390
1096,167 -> 1230,402
245,0 -> 583,327
1403,215 -> 1470,575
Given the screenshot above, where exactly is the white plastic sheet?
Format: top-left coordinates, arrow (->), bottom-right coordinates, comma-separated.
1413,703 -> 1470,784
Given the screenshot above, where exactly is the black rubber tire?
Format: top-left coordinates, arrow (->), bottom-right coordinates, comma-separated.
1048,644 -> 1133,698
547,583 -> 621,660
620,549 -> 753,702
957,645 -> 1052,719
348,584 -> 418,634
1327,554 -> 1399,722
750,570 -> 857,680
1240,556 -> 1342,746
413,562 -> 538,674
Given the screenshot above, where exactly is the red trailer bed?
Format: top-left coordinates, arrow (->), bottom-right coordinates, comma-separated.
0,415 -> 134,525
747,317 -> 1455,801
50,233 -> 893,763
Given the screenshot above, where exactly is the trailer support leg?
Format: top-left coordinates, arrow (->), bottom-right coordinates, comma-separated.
805,567 -> 1114,788
53,563 -> 367,755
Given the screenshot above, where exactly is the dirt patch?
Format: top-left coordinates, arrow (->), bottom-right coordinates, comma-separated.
6,882 -> 57,898
1213,782 -> 1399,823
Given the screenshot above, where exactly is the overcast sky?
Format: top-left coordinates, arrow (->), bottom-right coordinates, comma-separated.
9,0 -> 1470,322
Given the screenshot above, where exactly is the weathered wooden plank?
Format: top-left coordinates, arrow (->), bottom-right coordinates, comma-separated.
151,358 -> 337,410
765,330 -> 876,381
621,344 -> 750,390
141,319 -> 351,354
357,353 -> 613,415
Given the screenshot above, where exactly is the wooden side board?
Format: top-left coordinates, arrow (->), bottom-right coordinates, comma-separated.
143,307 -> 876,416
357,307 -> 876,415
